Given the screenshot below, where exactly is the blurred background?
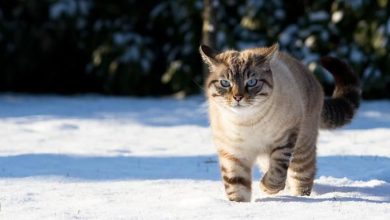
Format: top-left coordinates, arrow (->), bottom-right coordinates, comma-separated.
0,0 -> 389,99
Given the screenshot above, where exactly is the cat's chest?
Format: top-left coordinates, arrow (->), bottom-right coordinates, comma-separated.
235,122 -> 276,146
210,103 -> 298,150
212,117 -> 281,150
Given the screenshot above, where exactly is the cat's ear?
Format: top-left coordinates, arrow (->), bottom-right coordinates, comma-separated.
253,43 -> 279,66
265,43 -> 279,61
199,45 -> 219,66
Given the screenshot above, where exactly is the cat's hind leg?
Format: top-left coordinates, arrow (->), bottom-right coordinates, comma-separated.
287,133 -> 317,196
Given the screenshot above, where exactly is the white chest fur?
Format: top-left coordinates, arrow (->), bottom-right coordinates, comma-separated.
210,102 -> 292,153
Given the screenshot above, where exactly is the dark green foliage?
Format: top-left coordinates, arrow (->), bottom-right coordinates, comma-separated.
0,0 -> 388,98
0,0 -> 203,96
0,0 -> 96,93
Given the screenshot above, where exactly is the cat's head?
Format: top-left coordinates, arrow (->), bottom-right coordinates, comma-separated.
200,44 -> 278,111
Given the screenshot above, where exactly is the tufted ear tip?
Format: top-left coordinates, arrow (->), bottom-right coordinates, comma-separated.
267,43 -> 279,61
199,45 -> 216,57
271,43 -> 279,50
269,43 -> 279,54
199,44 -> 209,52
199,45 -> 219,65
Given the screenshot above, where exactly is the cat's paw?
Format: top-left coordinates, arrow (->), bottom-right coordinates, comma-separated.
260,177 -> 285,195
225,186 -> 251,202
290,186 -> 312,196
227,194 -> 250,202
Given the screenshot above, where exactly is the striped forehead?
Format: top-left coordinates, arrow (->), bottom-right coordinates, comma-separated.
225,54 -> 252,80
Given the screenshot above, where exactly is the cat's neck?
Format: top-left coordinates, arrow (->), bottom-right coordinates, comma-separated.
209,97 -> 273,125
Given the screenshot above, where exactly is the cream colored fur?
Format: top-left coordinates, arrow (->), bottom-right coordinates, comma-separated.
201,44 -> 325,201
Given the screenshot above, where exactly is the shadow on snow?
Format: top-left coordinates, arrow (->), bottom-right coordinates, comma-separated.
0,154 -> 389,203
1,154 -> 389,181
0,95 -> 209,127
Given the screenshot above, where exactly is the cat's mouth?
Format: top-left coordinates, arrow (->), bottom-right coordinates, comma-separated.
231,103 -> 244,108
230,101 -> 254,109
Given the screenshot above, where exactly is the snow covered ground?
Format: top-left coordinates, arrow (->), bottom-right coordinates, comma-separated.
0,95 -> 389,219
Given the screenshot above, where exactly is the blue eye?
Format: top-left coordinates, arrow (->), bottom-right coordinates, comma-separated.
220,80 -> 231,87
247,79 -> 258,87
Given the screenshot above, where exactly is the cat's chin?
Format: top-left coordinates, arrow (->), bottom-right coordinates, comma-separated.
230,105 -> 243,110
228,104 -> 255,114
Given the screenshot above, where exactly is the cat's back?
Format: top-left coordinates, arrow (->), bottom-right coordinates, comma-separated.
276,52 -> 324,111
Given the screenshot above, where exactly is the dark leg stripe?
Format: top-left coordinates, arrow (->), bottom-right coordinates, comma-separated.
292,142 -> 315,159
271,130 -> 298,156
262,174 -> 284,189
273,158 -> 290,165
223,176 -> 251,189
273,128 -> 298,146
290,156 -> 316,173
291,147 -> 316,164
276,161 -> 289,170
274,167 -> 283,174
271,145 -> 293,155
221,165 -> 251,179
291,174 -> 314,182
227,191 -> 235,196
293,140 -> 314,155
267,176 -> 284,185
273,167 -> 287,177
218,149 -> 251,173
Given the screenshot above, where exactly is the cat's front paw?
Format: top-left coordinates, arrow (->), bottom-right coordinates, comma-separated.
260,175 -> 285,195
226,189 -> 251,202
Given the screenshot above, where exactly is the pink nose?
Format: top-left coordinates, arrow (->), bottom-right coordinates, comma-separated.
233,95 -> 243,102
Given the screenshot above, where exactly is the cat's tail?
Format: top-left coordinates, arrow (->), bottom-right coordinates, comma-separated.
319,56 -> 361,129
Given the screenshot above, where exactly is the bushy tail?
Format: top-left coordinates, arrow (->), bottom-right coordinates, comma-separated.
320,56 -> 361,129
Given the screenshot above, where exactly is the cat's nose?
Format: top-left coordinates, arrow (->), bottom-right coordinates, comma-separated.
233,95 -> 243,102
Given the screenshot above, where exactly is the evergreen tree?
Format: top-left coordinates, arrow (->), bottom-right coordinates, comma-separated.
0,0 -> 388,98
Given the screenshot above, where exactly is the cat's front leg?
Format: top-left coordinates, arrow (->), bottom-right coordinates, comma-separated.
260,134 -> 296,195
218,148 -> 253,202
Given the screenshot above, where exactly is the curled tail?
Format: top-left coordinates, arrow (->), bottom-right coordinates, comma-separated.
320,56 -> 361,129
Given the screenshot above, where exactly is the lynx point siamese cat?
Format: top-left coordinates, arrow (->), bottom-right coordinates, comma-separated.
200,43 -> 360,202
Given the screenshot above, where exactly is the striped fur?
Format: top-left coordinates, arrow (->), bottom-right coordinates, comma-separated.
320,57 -> 361,129
200,44 -> 360,202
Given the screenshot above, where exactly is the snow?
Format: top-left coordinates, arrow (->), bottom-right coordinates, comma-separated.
0,95 -> 389,219
332,11 -> 344,23
279,25 -> 298,45
304,35 -> 316,47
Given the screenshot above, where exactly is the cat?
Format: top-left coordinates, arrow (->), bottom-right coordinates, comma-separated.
199,43 -> 360,202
